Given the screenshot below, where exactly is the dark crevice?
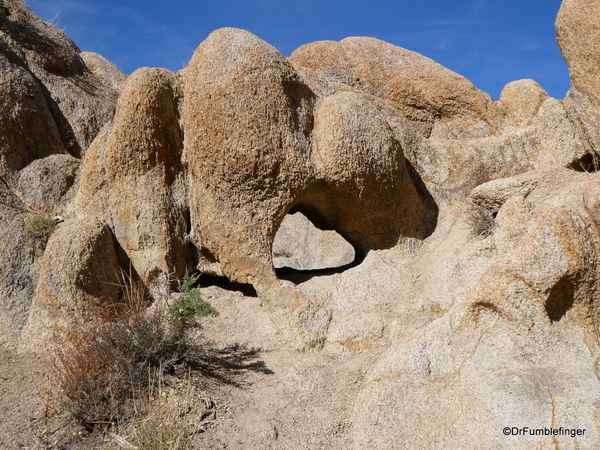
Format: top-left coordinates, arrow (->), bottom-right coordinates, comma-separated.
200,247 -> 218,264
184,209 -> 192,235
198,273 -> 258,298
545,276 -> 575,322
404,158 -> 439,237
110,232 -> 140,282
276,256 -> 364,285
569,153 -> 598,172
34,77 -> 82,158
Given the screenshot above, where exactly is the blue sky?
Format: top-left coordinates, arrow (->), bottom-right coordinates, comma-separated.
27,0 -> 569,100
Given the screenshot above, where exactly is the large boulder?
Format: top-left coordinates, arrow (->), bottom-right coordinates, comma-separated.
23,218 -> 123,345
182,27 -> 316,302
498,79 -> 550,126
556,0 -> 600,104
290,34 -> 600,206
182,28 -> 429,303
80,51 -> 127,93
556,0 -> 600,157
16,154 -> 79,213
65,67 -> 192,284
305,90 -> 427,253
290,37 -> 501,139
104,67 -> 189,280
0,1 -> 119,159
0,53 -> 67,185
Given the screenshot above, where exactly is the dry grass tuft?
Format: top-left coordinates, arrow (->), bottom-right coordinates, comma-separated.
24,215 -> 57,249
52,273 -> 197,428
107,372 -> 202,450
462,202 -> 498,237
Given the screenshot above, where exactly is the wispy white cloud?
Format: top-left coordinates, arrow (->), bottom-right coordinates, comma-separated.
29,0 -> 195,73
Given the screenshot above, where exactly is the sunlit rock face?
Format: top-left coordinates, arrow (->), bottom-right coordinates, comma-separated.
272,211 -> 355,271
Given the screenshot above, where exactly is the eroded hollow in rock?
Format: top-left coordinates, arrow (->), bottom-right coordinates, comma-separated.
197,274 -> 258,297
545,276 -> 575,322
569,153 -> 599,172
272,211 -> 358,274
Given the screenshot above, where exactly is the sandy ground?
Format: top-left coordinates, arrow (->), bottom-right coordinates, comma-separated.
0,280 -> 385,450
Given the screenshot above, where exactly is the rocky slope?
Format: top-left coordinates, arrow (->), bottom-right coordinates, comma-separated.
2,0 -> 600,448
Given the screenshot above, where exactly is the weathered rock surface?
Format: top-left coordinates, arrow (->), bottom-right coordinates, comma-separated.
80,51 -> 127,93
3,0 -> 600,448
290,33 -> 600,206
0,1 -> 119,161
350,170 -> 600,449
181,27 -> 428,304
0,183 -> 35,333
23,218 -> 123,346
103,67 -> 189,280
498,79 -> 550,125
0,54 -> 67,185
16,154 -> 79,213
182,27 -> 317,302
272,211 -> 355,271
0,0 -> 120,337
556,0 -> 600,153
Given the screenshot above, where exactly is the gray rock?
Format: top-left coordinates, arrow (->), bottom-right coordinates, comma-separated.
273,211 -> 355,270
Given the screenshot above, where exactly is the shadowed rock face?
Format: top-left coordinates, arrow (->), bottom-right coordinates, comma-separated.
5,0 -> 600,447
0,1 -> 121,163
0,0 -> 122,339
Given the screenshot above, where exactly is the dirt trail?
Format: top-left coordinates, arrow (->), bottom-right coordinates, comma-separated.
0,342 -> 48,449
0,282 -> 386,450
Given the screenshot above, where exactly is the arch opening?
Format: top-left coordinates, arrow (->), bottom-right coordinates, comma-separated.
272,209 -> 361,282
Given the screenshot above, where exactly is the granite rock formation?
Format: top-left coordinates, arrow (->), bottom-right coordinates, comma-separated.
0,0 -> 123,335
2,0 -> 600,448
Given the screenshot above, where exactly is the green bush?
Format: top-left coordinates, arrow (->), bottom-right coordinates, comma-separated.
25,215 -> 57,248
169,273 -> 218,333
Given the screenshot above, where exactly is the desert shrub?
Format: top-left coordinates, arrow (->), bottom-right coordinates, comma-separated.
25,215 -> 56,249
169,273 -> 218,333
463,202 -> 497,237
97,272 -> 152,321
54,307 -> 184,426
53,273 -> 216,428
